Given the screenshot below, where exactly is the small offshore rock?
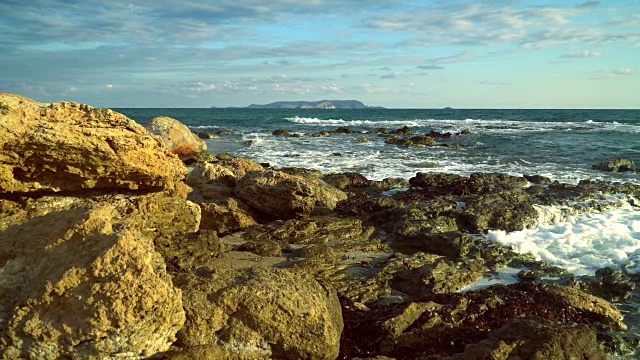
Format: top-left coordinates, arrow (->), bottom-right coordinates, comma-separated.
592,158 -> 637,173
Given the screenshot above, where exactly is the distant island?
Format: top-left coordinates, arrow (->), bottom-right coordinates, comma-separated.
229,100 -> 384,109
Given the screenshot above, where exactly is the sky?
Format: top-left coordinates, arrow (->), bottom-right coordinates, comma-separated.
1,0 -> 639,108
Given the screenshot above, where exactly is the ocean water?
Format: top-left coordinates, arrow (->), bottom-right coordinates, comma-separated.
117,108 -> 640,277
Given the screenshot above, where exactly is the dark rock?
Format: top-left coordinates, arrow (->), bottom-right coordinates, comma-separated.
582,267 -> 635,301
339,282 -> 622,359
194,130 -> 218,139
377,127 -> 389,134
391,126 -> 411,135
443,318 -> 606,360
524,174 -> 552,184
216,129 -> 230,135
333,127 -> 352,134
392,231 -> 476,258
272,128 -> 293,136
592,158 -> 637,173
339,252 -> 485,304
408,135 -> 436,146
323,172 -> 375,190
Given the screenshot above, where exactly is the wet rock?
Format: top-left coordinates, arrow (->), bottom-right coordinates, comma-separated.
392,231 -> 476,258
340,282 -> 622,359
443,318 -> 606,360
174,267 -> 343,360
547,284 -> 625,329
272,129 -> 293,136
391,126 -> 411,135
147,116 -> 207,160
339,253 -> 485,304
216,129 -> 231,135
524,174 -> 552,184
0,92 -> 186,194
376,127 -> 389,134
333,127 -> 352,134
592,158 -> 637,173
0,193 -> 197,359
194,130 -> 218,139
234,170 -> 347,220
453,190 -> 537,232
581,267 -> 635,301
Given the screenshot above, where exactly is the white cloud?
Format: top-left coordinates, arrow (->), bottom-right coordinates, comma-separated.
613,68 -> 633,75
363,83 -> 388,93
105,84 -> 113,90
380,71 -> 402,79
189,81 -> 216,92
321,84 -> 341,92
561,50 -> 600,58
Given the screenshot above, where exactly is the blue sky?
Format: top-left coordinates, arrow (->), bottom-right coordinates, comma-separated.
1,0 -> 638,108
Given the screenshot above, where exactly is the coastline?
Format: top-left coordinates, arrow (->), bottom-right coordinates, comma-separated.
1,92 -> 639,359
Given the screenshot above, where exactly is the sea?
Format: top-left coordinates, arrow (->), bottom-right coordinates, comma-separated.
116,107 -> 640,276
118,107 -> 640,350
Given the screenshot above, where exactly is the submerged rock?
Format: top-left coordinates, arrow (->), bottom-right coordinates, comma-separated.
592,158 -> 637,173
174,267 -> 343,360
0,92 -> 187,194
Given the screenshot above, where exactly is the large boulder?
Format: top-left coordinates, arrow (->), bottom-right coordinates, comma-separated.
174,267 -> 343,360
147,116 -> 206,160
0,92 -> 186,194
235,170 -> 347,220
0,193 -> 200,359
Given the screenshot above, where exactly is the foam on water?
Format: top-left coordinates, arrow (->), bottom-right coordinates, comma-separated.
487,201 -> 640,276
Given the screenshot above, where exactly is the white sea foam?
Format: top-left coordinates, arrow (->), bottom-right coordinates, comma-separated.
285,116 -> 640,134
487,202 -> 640,276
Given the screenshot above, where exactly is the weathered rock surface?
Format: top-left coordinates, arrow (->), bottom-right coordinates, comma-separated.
0,193 -> 200,359
340,282 -> 623,359
235,170 -> 347,220
174,267 -> 343,360
147,116 -> 206,160
0,92 -> 186,194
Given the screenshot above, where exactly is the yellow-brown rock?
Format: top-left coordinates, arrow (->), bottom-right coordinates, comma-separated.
0,92 -> 186,193
174,267 -> 343,360
234,170 -> 348,220
0,193 -> 201,359
147,116 -> 206,160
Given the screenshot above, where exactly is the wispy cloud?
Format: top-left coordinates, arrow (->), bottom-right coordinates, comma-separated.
577,1 -> 601,9
613,68 -> 633,75
561,50 -> 601,58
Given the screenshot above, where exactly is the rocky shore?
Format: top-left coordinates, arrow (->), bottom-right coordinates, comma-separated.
1,92 -> 639,359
